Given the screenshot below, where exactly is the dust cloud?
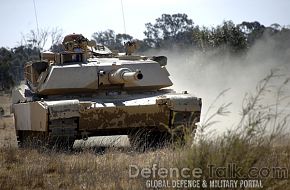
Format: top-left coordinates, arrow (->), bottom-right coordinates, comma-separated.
158,35 -> 290,132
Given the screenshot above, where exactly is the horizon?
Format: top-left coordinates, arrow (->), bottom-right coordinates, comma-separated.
1,0 -> 290,48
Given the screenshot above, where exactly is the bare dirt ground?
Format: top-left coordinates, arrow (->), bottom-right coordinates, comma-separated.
0,94 -> 18,148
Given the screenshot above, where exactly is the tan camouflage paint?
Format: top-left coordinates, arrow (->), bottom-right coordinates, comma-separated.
79,104 -> 170,130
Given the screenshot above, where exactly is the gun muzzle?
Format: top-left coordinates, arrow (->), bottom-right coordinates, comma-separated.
109,68 -> 143,84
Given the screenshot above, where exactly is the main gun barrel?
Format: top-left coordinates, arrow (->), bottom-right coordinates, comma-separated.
109,68 -> 143,84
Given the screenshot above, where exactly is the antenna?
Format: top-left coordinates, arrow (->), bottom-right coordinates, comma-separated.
120,0 -> 127,34
32,0 -> 40,39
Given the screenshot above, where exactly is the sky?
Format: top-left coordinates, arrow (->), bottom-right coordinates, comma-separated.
0,0 -> 289,48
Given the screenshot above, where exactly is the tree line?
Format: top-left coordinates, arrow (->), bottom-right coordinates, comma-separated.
1,13 -> 290,90
93,14 -> 290,53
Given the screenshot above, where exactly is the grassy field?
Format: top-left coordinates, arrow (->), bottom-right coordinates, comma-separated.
0,137 -> 289,190
0,94 -> 17,148
0,72 -> 290,190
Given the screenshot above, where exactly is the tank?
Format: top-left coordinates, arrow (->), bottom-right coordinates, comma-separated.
11,34 -> 202,149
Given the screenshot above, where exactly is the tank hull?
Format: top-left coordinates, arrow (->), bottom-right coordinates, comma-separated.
12,88 -> 201,146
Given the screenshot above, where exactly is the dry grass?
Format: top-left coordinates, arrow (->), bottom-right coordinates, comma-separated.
0,142 -> 289,190
0,71 -> 290,189
182,71 -> 290,189
0,95 -> 17,148
0,94 -> 12,115
0,147 -> 179,190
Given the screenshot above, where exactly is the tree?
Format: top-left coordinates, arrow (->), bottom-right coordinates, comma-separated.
21,29 -> 48,50
0,48 -> 13,89
238,21 -> 265,45
21,27 -> 63,51
144,13 -> 196,48
0,28 -> 63,90
115,33 -> 133,51
194,26 -> 214,51
50,27 -> 63,47
193,21 -> 247,53
92,29 -> 116,48
92,30 -> 133,52
212,21 -> 247,52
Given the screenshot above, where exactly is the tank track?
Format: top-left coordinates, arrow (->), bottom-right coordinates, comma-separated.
47,117 -> 78,149
17,117 -> 78,150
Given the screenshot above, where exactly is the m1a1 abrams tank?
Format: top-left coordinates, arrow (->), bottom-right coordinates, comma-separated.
12,34 -> 202,149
